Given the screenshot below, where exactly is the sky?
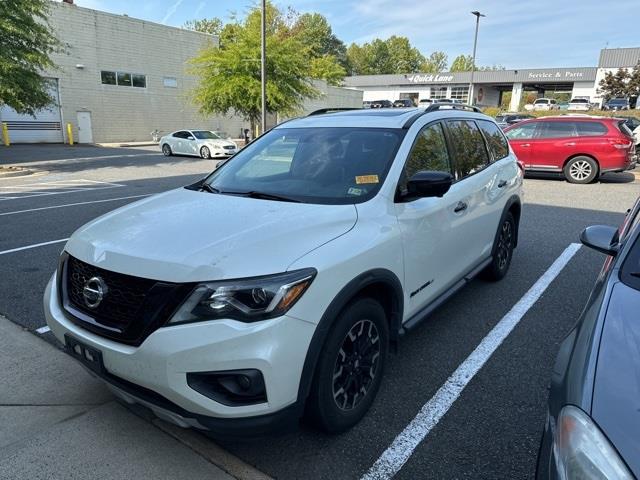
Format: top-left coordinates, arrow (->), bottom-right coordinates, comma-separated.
58,0 -> 640,70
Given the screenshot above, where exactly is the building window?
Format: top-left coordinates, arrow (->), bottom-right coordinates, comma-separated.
132,74 -> 146,88
101,71 -> 146,88
431,87 -> 447,99
101,71 -> 116,85
451,86 -> 469,102
163,77 -> 178,88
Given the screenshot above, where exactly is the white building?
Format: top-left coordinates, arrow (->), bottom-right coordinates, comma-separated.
343,47 -> 640,111
0,0 -> 362,144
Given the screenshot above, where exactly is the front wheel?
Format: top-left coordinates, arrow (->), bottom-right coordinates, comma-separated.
162,144 -> 172,156
482,212 -> 515,282
200,146 -> 211,159
306,298 -> 389,433
564,156 -> 598,184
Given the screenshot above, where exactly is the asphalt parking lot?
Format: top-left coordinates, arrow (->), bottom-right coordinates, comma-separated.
1,144 -> 638,479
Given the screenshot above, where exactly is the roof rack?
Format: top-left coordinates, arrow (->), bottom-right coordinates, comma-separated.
307,107 -> 362,116
403,103 -> 483,129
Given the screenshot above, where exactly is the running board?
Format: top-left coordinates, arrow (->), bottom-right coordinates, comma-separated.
399,257 -> 492,335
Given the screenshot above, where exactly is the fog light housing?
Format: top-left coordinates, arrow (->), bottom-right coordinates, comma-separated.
187,369 -> 267,406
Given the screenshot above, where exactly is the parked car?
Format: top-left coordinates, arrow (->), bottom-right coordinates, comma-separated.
602,97 -> 630,111
418,98 -> 435,107
363,101 -> 372,109
495,113 -> 534,129
370,99 -> 393,108
45,106 -> 523,436
567,98 -> 591,111
536,196 -> 640,480
504,116 -> 636,183
393,99 -> 414,108
619,116 -> 640,145
160,130 -> 238,159
531,98 -> 559,111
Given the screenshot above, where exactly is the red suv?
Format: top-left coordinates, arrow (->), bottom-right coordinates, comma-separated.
504,116 -> 636,183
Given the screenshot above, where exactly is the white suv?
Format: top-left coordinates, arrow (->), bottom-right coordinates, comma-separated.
44,106 -> 523,435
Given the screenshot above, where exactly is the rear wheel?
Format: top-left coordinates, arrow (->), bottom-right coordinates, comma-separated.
306,298 -> 388,433
200,146 -> 211,159
162,144 -> 172,156
482,212 -> 515,282
564,156 -> 598,184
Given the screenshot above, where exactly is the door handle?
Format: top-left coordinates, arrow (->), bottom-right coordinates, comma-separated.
520,143 -> 531,147
564,142 -> 576,146
498,180 -> 508,188
454,201 -> 468,213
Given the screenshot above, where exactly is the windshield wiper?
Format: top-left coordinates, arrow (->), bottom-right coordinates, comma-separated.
222,190 -> 301,203
200,183 -> 220,194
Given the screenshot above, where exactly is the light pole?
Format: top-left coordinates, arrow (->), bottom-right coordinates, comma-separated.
468,11 -> 485,106
260,0 -> 267,134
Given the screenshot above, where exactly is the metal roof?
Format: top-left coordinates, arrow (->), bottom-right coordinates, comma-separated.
344,67 -> 598,88
598,48 -> 640,68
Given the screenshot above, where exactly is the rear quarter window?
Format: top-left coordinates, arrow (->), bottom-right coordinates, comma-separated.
477,120 -> 509,161
576,122 -> 607,136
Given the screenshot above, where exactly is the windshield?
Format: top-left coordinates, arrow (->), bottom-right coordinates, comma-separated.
193,131 -> 221,140
609,98 -> 628,104
534,99 -> 548,104
202,127 -> 406,204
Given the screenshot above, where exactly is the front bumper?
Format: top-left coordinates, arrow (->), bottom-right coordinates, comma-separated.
44,273 -> 316,434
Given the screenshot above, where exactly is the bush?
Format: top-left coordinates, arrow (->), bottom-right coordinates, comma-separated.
482,107 -> 501,118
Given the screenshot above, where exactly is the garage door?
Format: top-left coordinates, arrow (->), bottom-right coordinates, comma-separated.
0,79 -> 63,143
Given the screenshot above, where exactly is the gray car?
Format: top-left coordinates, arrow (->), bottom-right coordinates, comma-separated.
537,197 -> 640,479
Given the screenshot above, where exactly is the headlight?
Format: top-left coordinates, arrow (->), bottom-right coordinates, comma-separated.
553,406 -> 633,480
168,268 -> 316,324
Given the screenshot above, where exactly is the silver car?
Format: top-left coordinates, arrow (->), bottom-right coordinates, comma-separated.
160,130 -> 238,159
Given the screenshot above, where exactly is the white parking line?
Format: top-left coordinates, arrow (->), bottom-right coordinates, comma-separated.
36,326 -> 51,334
0,238 -> 69,256
0,194 -> 151,216
361,243 -> 582,480
0,179 -> 124,201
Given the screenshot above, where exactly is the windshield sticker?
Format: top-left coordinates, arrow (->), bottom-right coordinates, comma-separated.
355,175 -> 379,184
347,187 -> 364,196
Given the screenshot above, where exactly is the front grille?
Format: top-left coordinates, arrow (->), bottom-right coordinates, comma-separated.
61,254 -> 195,346
223,145 -> 235,150
67,256 -> 157,329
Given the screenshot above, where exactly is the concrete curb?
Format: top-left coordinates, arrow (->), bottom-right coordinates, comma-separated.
0,167 -> 44,179
152,419 -> 273,480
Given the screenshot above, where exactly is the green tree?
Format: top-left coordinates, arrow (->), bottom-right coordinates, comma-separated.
598,68 -> 630,99
190,2 -> 318,132
421,51 -> 448,73
0,0 -> 60,115
450,54 -> 475,72
346,36 -> 426,75
624,63 -> 640,100
291,13 -> 347,68
385,36 -> 425,73
183,18 -> 223,36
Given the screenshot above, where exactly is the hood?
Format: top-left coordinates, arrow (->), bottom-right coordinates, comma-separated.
591,281 -> 640,478
203,139 -> 236,148
65,188 -> 357,282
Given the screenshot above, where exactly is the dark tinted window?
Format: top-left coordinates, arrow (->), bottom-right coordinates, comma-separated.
172,131 -> 188,138
101,71 -> 116,85
540,121 -> 577,138
446,120 -> 490,179
621,234 -> 640,291
401,123 -> 451,188
477,120 -> 509,161
132,74 -> 146,88
576,121 -> 607,136
505,123 -> 537,139
117,72 -> 132,87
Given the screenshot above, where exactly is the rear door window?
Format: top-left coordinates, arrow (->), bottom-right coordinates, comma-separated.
445,120 -> 490,180
539,121 -> 578,138
477,120 -> 509,161
620,234 -> 640,291
576,122 -> 607,136
505,122 -> 538,140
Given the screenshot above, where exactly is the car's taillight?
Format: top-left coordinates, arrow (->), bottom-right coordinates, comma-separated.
608,138 -> 633,149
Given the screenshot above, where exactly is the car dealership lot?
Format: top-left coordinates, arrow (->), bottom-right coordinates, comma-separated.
0,145 -> 638,479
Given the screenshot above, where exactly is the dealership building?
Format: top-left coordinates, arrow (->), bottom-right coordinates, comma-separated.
0,0 -> 361,144
344,47 -> 640,110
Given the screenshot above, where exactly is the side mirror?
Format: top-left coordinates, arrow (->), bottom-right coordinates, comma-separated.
187,135 -> 195,141
405,171 -> 453,200
580,225 -> 619,256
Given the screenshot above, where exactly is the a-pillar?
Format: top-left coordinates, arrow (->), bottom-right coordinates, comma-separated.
509,82 -> 523,112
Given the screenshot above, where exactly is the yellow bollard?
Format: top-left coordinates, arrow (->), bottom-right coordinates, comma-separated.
66,123 -> 74,145
1,122 -> 9,146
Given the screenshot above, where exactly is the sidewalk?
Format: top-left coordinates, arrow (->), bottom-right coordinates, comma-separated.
0,316 -> 235,480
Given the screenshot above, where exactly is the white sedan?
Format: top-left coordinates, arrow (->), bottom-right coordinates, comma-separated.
160,130 -> 238,159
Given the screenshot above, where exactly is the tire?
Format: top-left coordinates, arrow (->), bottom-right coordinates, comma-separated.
162,144 -> 172,156
306,298 -> 389,433
200,146 -> 211,159
482,211 -> 515,282
563,156 -> 598,184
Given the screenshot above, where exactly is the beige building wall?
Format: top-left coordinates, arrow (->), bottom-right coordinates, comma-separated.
48,2 -> 244,143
